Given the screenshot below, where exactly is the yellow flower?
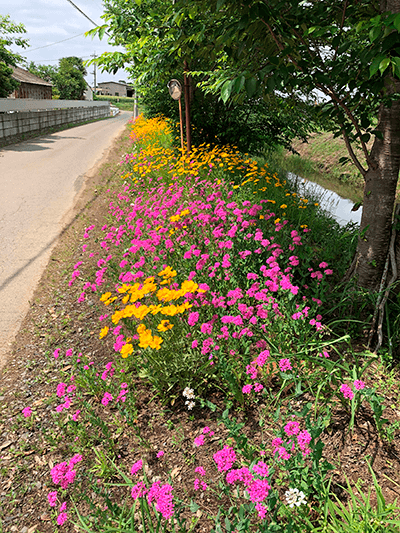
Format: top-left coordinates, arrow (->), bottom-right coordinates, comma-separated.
157,320 -> 174,332
100,292 -> 112,302
280,204 -> 287,209
99,326 -> 109,339
120,343 -> 133,358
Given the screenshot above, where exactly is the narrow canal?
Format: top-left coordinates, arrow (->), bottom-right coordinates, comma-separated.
287,172 -> 362,226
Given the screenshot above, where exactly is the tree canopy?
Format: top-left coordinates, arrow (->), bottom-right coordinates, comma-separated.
88,0 -> 400,291
0,14 -> 28,98
56,57 -> 87,100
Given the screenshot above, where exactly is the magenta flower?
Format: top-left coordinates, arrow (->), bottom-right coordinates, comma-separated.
354,380 -> 365,390
284,421 -> 300,437
157,450 -> 164,458
22,406 -> 32,418
213,446 -> 236,472
194,434 -> 205,447
131,459 -> 143,475
57,512 -> 68,525
195,466 -> 206,476
279,359 -> 292,372
340,383 -> 354,400
47,491 -> 58,507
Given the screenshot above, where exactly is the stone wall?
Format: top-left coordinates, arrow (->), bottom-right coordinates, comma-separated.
0,104 -> 110,144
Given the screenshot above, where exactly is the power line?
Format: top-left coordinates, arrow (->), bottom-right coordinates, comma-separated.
32,55 -> 92,63
25,33 -> 86,53
65,0 -> 99,27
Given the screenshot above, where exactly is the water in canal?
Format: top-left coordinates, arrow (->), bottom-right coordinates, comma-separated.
287,172 -> 362,226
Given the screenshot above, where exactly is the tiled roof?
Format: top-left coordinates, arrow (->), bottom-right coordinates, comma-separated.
12,66 -> 53,87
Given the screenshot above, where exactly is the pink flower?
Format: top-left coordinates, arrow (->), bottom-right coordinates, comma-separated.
188,312 -> 199,326
213,446 -> 236,472
340,383 -> 354,400
47,491 -> 58,507
319,262 -> 328,269
59,502 -> 67,512
101,392 -> 113,406
203,426 -> 211,434
297,430 -> 312,451
53,348 -> 60,359
57,383 -> 67,398
22,406 -> 32,418
284,421 -> 300,436
57,512 -> 68,525
131,481 -> 147,500
279,359 -> 292,372
242,384 -> 252,394
195,466 -> 206,476
131,459 -> 143,475
157,450 -> 164,458
194,435 -> 205,447
252,461 -> 269,477
256,502 -> 268,518
247,478 -> 271,502
354,380 -> 365,390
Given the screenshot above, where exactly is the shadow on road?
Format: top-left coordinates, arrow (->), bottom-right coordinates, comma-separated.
1,135 -> 84,152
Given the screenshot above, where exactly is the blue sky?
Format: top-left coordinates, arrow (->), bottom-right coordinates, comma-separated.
3,0 -> 131,86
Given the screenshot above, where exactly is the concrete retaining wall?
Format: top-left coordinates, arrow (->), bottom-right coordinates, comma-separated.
0,102 -> 111,144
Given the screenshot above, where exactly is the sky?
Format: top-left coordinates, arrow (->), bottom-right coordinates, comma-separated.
3,0 -> 130,86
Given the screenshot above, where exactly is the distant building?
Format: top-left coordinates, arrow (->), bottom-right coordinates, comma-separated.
9,66 -> 52,99
96,80 -> 133,97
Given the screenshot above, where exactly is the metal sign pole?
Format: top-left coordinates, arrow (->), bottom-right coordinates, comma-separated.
167,79 -> 184,156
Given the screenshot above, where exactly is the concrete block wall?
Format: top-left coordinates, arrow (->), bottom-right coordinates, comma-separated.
0,104 -> 110,143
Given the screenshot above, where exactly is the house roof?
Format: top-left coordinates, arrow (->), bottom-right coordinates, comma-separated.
97,81 -> 132,88
12,66 -> 53,87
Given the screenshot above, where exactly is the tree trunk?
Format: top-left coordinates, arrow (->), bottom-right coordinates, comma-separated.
354,98 -> 400,289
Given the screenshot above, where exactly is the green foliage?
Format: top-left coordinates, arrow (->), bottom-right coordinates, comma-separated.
86,0 -> 321,153
320,462 -> 400,532
0,14 -> 28,97
57,56 -> 87,100
27,61 -> 60,97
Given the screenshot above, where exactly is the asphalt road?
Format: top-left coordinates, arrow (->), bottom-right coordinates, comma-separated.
0,111 -> 131,371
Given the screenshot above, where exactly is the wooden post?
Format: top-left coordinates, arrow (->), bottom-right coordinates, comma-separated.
178,97 -> 184,156
183,60 -> 191,154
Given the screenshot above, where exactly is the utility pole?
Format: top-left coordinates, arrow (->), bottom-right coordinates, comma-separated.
91,52 -> 97,98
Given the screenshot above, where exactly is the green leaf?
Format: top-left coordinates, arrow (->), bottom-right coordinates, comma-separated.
220,79 -> 232,103
370,54 -> 385,77
233,75 -> 245,93
379,57 -> 390,75
189,500 -> 199,513
394,13 -> 400,32
392,57 -> 400,78
361,133 -> 370,143
369,25 -> 381,43
98,25 -> 107,40
245,76 -> 257,97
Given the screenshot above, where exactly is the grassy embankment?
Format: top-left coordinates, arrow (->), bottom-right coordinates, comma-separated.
268,132 -> 366,204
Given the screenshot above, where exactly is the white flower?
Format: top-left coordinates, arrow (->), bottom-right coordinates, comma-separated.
183,387 -> 195,399
285,487 -> 307,508
185,400 -> 195,410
